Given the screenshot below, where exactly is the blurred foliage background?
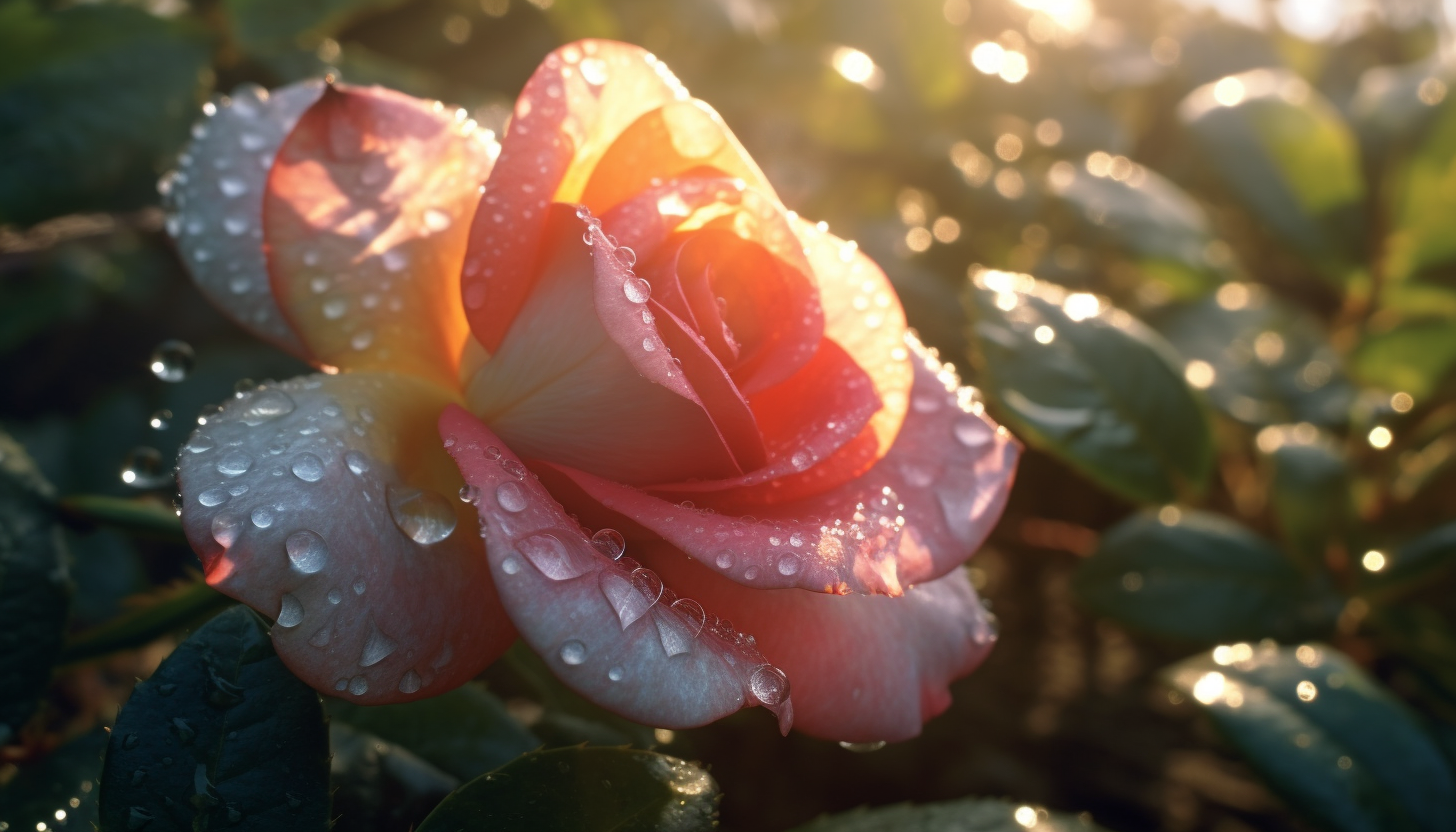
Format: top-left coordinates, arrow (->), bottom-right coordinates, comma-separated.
4,0 -> 1456,830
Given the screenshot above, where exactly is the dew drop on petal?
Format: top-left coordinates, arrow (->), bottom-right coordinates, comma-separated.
749,665 -> 790,706
285,530 -> 329,573
516,532 -> 592,580
238,390 -> 296,425
777,554 -> 801,576
198,487 -> 229,507
501,556 -> 521,575
670,598 -> 707,636
359,622 -> 398,667
608,666 -> 624,681
643,338 -> 656,352
954,418 -> 992,448
714,550 -> 735,569
495,481 -> 527,512
459,484 -> 480,503
216,450 -> 253,477
291,453 -> 325,482
349,676 -> 369,696
590,528 -> 626,559
623,277 -> 652,303
344,451 -> 370,475
276,594 -> 304,628
211,514 -> 243,547
559,639 -> 587,665
387,486 -> 458,544
250,507 -> 274,528
398,670 -> 422,694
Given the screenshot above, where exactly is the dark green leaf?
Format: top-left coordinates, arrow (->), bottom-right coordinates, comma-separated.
965,270 -> 1212,504
98,606 -> 330,830
787,797 -> 1114,831
1260,427 -> 1350,566
326,682 -> 538,781
1179,67 -> 1366,276
0,430 -> 70,744
1074,510 -> 1341,644
328,721 -> 459,830
60,494 -> 184,540
1369,605 -> 1456,718
0,2 -> 211,224
223,0 -> 407,56
417,746 -> 719,832
60,580 -> 234,665
0,726 -> 105,828
1165,644 -> 1456,832
1349,60 -> 1452,156
1351,317 -> 1456,401
1383,85 -> 1456,287
497,640 -> 657,749
1154,286 -> 1354,426
1362,521 -> 1456,594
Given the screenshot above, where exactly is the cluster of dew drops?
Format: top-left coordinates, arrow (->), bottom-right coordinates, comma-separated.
117,339 -> 199,494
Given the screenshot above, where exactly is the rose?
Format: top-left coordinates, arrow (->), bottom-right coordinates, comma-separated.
170,40 -> 1018,742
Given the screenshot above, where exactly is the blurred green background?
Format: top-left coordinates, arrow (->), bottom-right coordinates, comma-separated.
4,0 -> 1456,830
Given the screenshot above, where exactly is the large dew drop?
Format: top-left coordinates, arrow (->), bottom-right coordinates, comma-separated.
276,593 -> 304,628
386,486 -> 458,545
216,450 -> 253,477
590,528 -> 625,559
495,481 -> 527,513
285,529 -> 329,573
515,531 -> 593,581
623,277 -> 652,303
238,389 -> 297,425
291,453 -> 325,482
211,514 -> 243,548
749,665 -> 790,706
149,340 -> 195,382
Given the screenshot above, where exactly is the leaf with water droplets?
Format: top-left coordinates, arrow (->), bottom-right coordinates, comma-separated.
785,797 -> 1117,832
98,606 -> 330,830
0,430 -> 70,743
966,269 -> 1212,505
1166,645 -> 1456,832
417,746 -> 719,832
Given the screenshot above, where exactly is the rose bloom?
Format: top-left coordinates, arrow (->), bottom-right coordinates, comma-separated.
168,40 -> 1018,742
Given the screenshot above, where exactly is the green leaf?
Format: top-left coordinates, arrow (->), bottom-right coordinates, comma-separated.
1383,85 -> 1456,287
60,494 -> 184,540
1260,427 -> 1350,566
0,1 -> 211,225
1165,644 -> 1456,832
326,682 -> 538,781
1154,286 -> 1354,427
0,430 -> 71,744
0,726 -> 105,828
416,746 -> 719,832
1179,67 -> 1366,276
1349,60 -> 1451,156
1074,510 -> 1342,644
1362,521 -> 1456,595
965,270 -> 1213,504
1048,159 -> 1226,296
59,580 -> 234,665
328,721 -> 459,829
1351,317 -> 1456,401
223,0 -> 407,56
98,606 -> 330,830
787,797 -> 1114,831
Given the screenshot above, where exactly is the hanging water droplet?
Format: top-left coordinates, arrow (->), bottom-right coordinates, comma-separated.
749,665 -> 790,706
623,277 -> 652,303
149,409 -> 173,430
185,433 -> 215,453
839,740 -> 887,753
149,340 -> 194,382
239,389 -> 296,425
291,453 -> 325,482
600,570 -> 653,630
590,528 -> 626,559
399,670 -> 423,693
285,530 -> 329,573
250,507 -> 274,528
559,639 -> 588,665
344,451 -> 370,475
216,450 -> 252,477
121,446 -> 171,488
459,484 -> 481,503
670,598 -> 707,635
359,621 -> 398,666
495,481 -> 527,512
211,514 -> 243,547
276,594 -> 304,627
387,486 -> 458,544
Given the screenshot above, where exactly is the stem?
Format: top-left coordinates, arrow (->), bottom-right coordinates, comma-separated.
58,494 -> 184,540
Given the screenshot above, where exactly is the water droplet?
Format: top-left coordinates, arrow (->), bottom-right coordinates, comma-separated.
211,514 -> 243,547
777,554 -> 801,576
387,486 -> 458,544
501,556 -> 521,574
714,550 -> 735,569
500,459 -> 527,479
495,481 -> 527,512
590,528 -> 626,559
354,579 -> 366,595
216,450 -> 252,477
839,740 -> 887,753
643,338 -> 656,352
322,298 -> 347,320
291,453 -> 325,482
171,717 -> 196,745
954,418 -> 991,448
277,594 -> 304,627
580,56 -> 608,85
121,446 -> 171,488
600,569 -> 654,629
790,450 -> 812,471
623,277 -> 652,303
286,530 -> 329,573
310,628 -> 331,647
149,409 -> 172,430
219,177 -> 247,198
198,487 -> 229,507
608,666 -> 624,681
614,245 -> 637,267
250,507 -> 274,528
344,451 -> 370,475
516,532 -> 593,580
399,670 -> 422,693
632,567 -> 664,605
123,733 -> 140,749
186,433 -> 215,453
359,621 -> 397,666
749,665 -> 790,706
559,639 -> 588,665
349,676 -> 369,695
788,532 -> 804,547
422,208 -> 452,232
670,598 -> 707,635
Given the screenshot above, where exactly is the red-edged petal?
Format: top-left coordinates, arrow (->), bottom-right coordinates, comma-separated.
645,544 -> 997,742
461,40 -> 780,353
265,83 -> 494,388
544,334 -> 1020,596
463,204 -> 751,485
439,406 -> 794,733
177,372 -> 516,703
165,80 -> 323,356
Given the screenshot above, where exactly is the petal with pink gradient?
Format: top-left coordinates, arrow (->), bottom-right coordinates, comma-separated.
176,372 -> 515,703
439,405 -> 794,733
644,544 -> 997,743
464,204 -> 755,485
544,334 -> 1020,596
265,83 -> 495,387
165,80 -> 322,356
